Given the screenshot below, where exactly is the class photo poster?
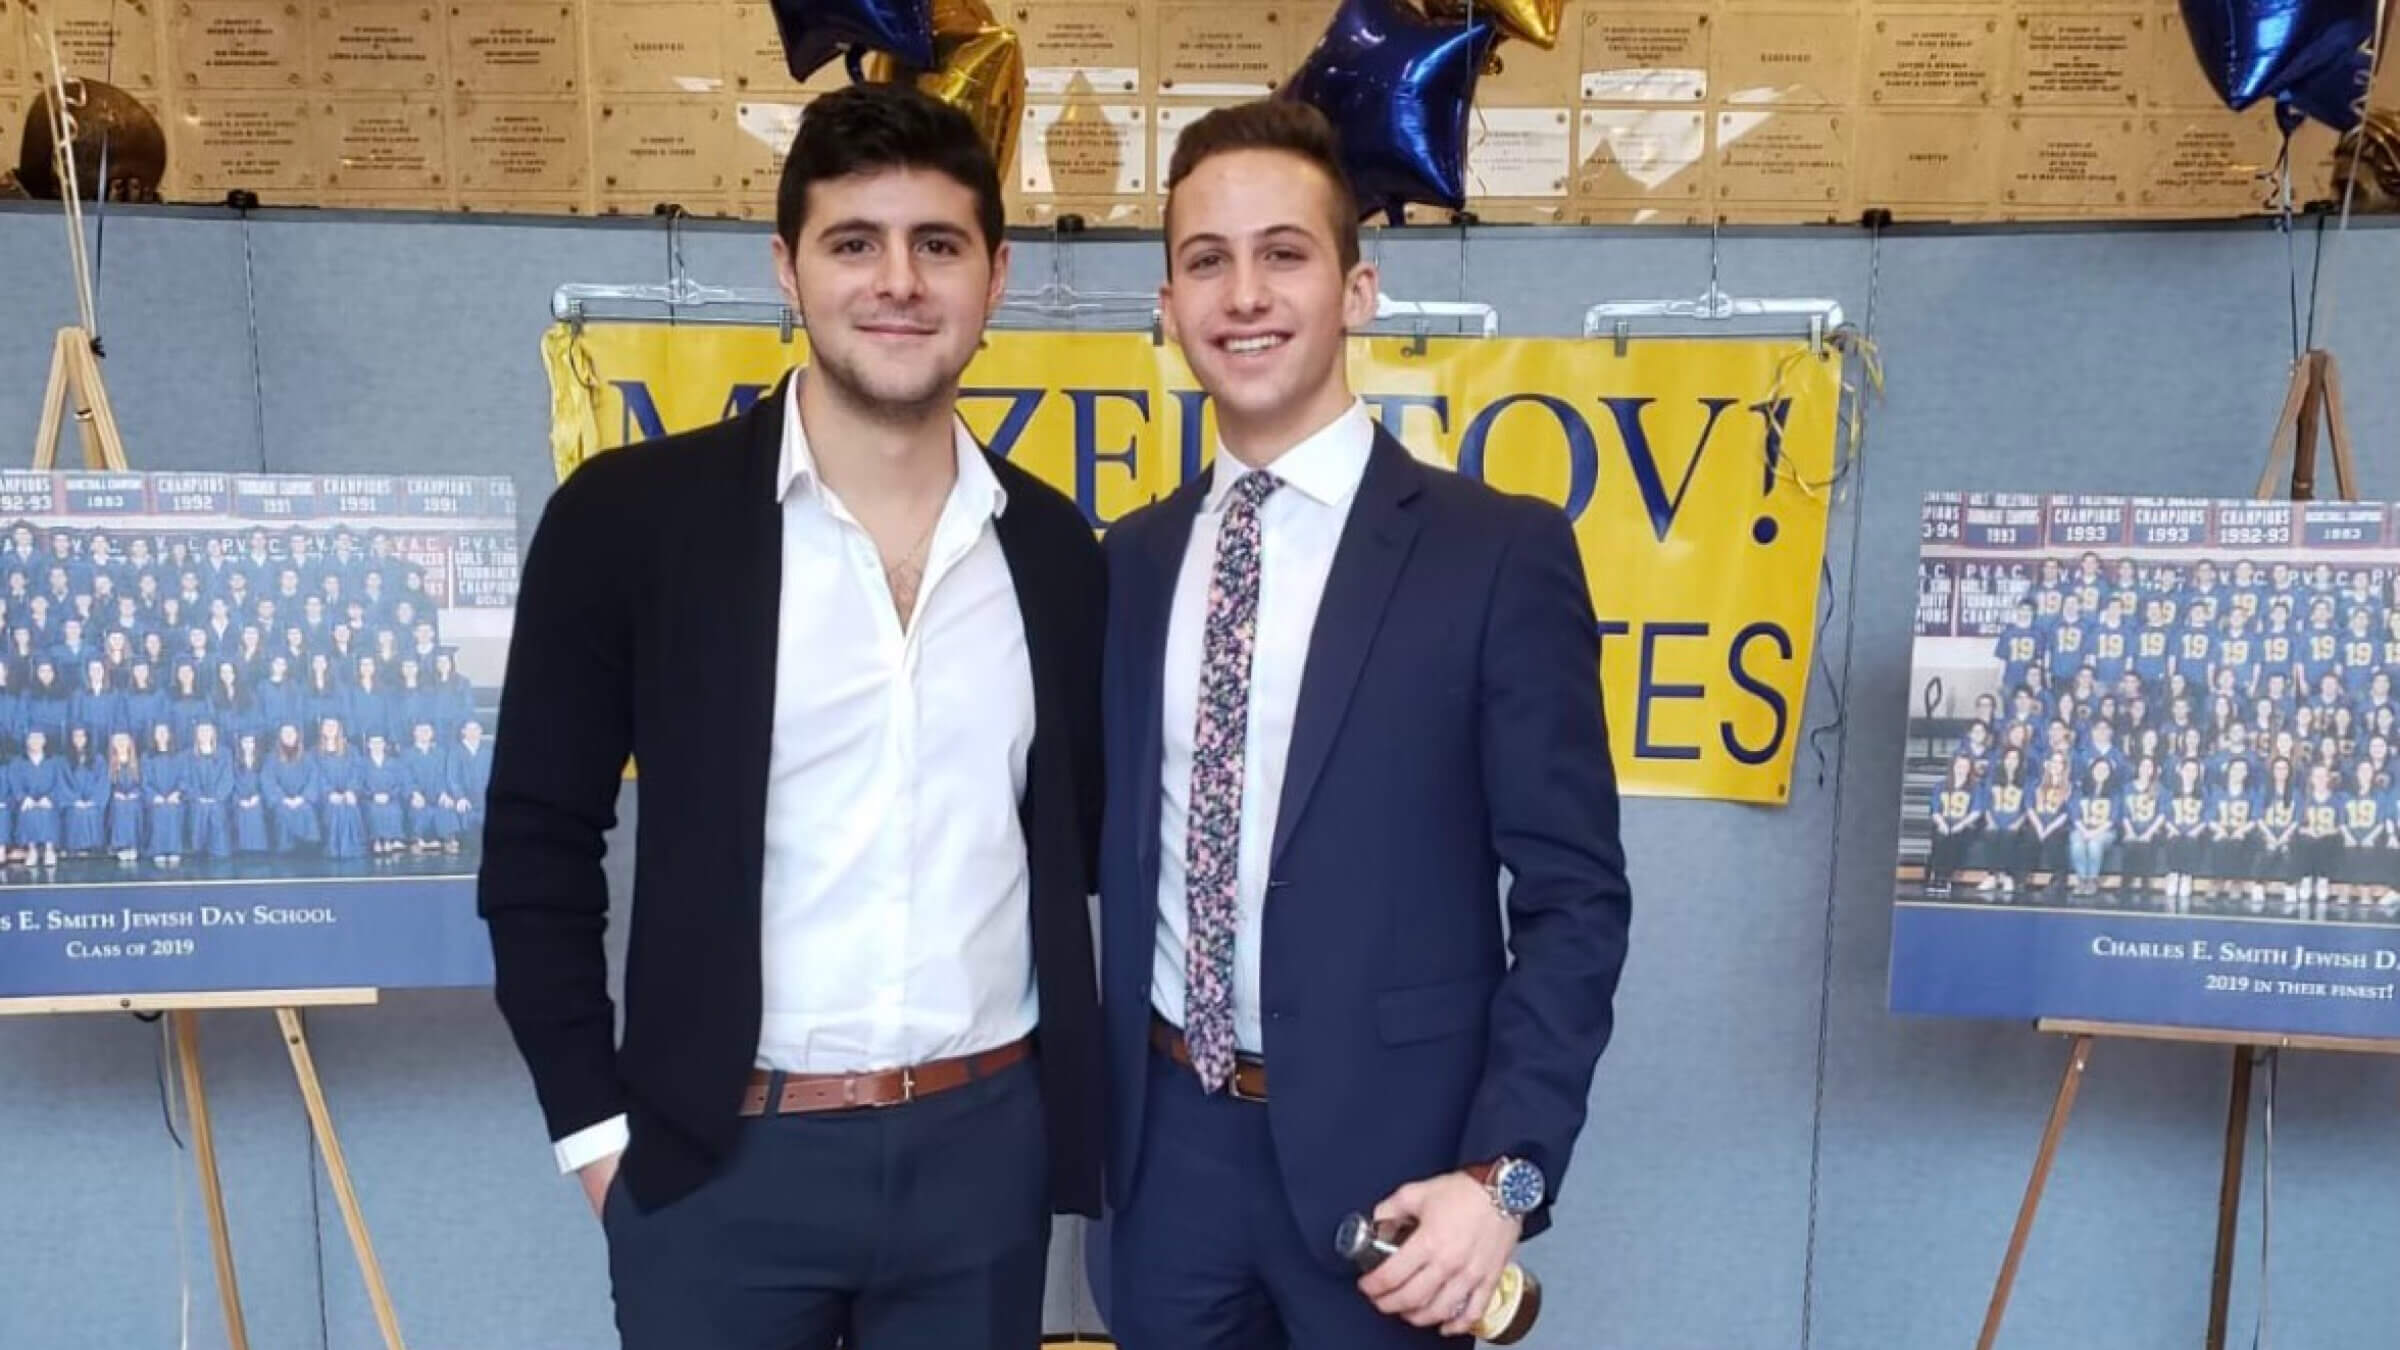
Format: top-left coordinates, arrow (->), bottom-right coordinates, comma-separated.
1891,491 -> 2400,1039
0,472 -> 518,998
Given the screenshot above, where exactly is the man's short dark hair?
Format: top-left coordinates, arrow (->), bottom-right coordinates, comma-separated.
776,83 -> 1004,256
1163,98 -> 1360,273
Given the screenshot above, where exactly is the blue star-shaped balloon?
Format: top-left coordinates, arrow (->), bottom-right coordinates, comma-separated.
2177,0 -> 2377,133
1278,0 -> 1499,223
772,0 -> 935,83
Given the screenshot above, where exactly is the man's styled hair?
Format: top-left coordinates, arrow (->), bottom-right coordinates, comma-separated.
776,82 -> 1005,256
1162,98 -> 1361,273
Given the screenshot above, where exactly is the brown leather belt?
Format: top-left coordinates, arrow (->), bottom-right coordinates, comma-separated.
1151,1014 -> 1268,1102
739,1037 -> 1031,1116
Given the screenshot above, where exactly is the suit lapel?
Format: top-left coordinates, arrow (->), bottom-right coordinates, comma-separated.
1270,430 -> 1424,866
729,374 -> 790,908
1135,481 -> 1206,882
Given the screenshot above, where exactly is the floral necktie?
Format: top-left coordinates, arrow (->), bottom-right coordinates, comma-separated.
1182,468 -> 1281,1092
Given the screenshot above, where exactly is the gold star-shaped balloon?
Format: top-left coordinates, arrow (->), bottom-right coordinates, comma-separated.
1426,0 -> 1560,50
859,0 -> 1026,174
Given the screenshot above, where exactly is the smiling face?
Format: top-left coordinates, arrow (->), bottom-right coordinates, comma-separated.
1161,147 -> 1376,458
772,166 -> 1004,423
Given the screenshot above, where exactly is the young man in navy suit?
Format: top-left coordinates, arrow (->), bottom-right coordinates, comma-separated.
1097,99 -> 1634,1347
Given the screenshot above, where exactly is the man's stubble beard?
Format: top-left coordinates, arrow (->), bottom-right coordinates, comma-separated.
811,330 -> 972,427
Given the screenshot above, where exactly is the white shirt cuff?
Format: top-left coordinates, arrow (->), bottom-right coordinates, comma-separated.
552,1114 -> 629,1174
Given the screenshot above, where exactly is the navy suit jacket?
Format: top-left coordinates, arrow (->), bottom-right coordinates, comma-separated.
1099,424 -> 1632,1268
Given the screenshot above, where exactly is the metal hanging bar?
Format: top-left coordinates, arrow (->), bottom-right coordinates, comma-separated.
1582,217 -> 1844,356
552,281 -> 1502,347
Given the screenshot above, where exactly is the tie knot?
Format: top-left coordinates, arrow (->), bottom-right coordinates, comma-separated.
1227,470 -> 1282,514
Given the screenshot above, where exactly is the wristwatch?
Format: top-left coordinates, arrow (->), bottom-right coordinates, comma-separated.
1466,1155 -> 1545,1220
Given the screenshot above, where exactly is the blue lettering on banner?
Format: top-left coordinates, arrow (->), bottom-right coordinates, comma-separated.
1170,389 -> 1210,486
1459,394 -> 1597,523
1723,621 -> 1792,766
1067,388 -> 1150,528
606,381 -> 1797,548
959,387 -> 1044,464
611,381 -> 772,445
1635,622 -> 1708,761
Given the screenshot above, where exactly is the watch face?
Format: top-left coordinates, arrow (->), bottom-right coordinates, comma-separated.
1496,1160 -> 1544,1214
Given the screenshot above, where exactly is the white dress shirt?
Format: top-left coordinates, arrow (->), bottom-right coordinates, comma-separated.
555,377 -> 1039,1172
1152,399 -> 1374,1054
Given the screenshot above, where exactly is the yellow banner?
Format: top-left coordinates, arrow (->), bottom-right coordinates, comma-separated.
543,324 -> 1840,804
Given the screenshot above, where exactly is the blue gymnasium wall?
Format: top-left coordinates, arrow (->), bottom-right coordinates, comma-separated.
0,202 -> 2396,1350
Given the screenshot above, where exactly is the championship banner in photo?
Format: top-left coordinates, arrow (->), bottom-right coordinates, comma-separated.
1892,492 -> 2400,1039
543,324 -> 1841,804
0,472 -> 518,999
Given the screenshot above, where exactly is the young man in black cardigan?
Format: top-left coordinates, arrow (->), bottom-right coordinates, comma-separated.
479,83 -> 1105,1350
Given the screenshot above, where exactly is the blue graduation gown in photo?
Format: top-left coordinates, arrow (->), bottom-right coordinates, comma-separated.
184,750 -> 233,859
263,753 -> 322,852
256,679 -> 302,742
61,755 -> 105,852
106,762 -> 144,852
8,753 -> 62,847
141,751 -> 186,855
118,688 -> 164,743
229,758 -> 271,854
446,739 -> 489,843
343,685 -> 392,748
303,682 -> 347,742
431,678 -> 475,741
315,749 -> 365,859
361,751 -> 408,844
168,695 -> 212,745
68,687 -> 124,745
403,744 -> 457,840
21,692 -> 69,750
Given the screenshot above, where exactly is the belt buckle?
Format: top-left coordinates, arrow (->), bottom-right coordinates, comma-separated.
1228,1061 -> 1266,1104
863,1067 -> 915,1108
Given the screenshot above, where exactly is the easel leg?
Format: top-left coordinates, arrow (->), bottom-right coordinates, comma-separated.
173,1010 -> 253,1350
32,330 -> 72,472
277,1007 -> 407,1350
2207,1048 -> 2254,1350
1977,1033 -> 2095,1350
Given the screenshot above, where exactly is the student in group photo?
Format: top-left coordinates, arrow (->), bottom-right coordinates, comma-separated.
2066,758 -> 2120,899
362,731 -> 410,857
2340,756 -> 2393,913
405,720 -> 460,852
2296,760 -> 2345,919
315,718 -> 367,861
2164,756 -> 2212,912
141,722 -> 185,867
265,723 -> 322,855
59,724 -> 105,860
1926,756 -> 1982,897
2027,753 -> 2075,898
9,728 -> 60,869
2208,756 -> 2260,912
229,731 -> 271,856
183,721 -> 233,862
2256,755 -> 2301,914
447,718 -> 488,846
2117,755 -> 2167,896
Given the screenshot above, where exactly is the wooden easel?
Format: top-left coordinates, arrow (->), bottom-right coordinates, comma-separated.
7,327 -> 409,1350
2252,348 -> 2358,504
1976,347 -> 2374,1350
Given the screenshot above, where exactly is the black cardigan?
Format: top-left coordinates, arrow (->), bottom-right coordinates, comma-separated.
477,376 -> 1105,1216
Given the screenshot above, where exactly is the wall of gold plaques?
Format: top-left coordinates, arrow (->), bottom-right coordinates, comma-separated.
0,0 -> 2384,226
